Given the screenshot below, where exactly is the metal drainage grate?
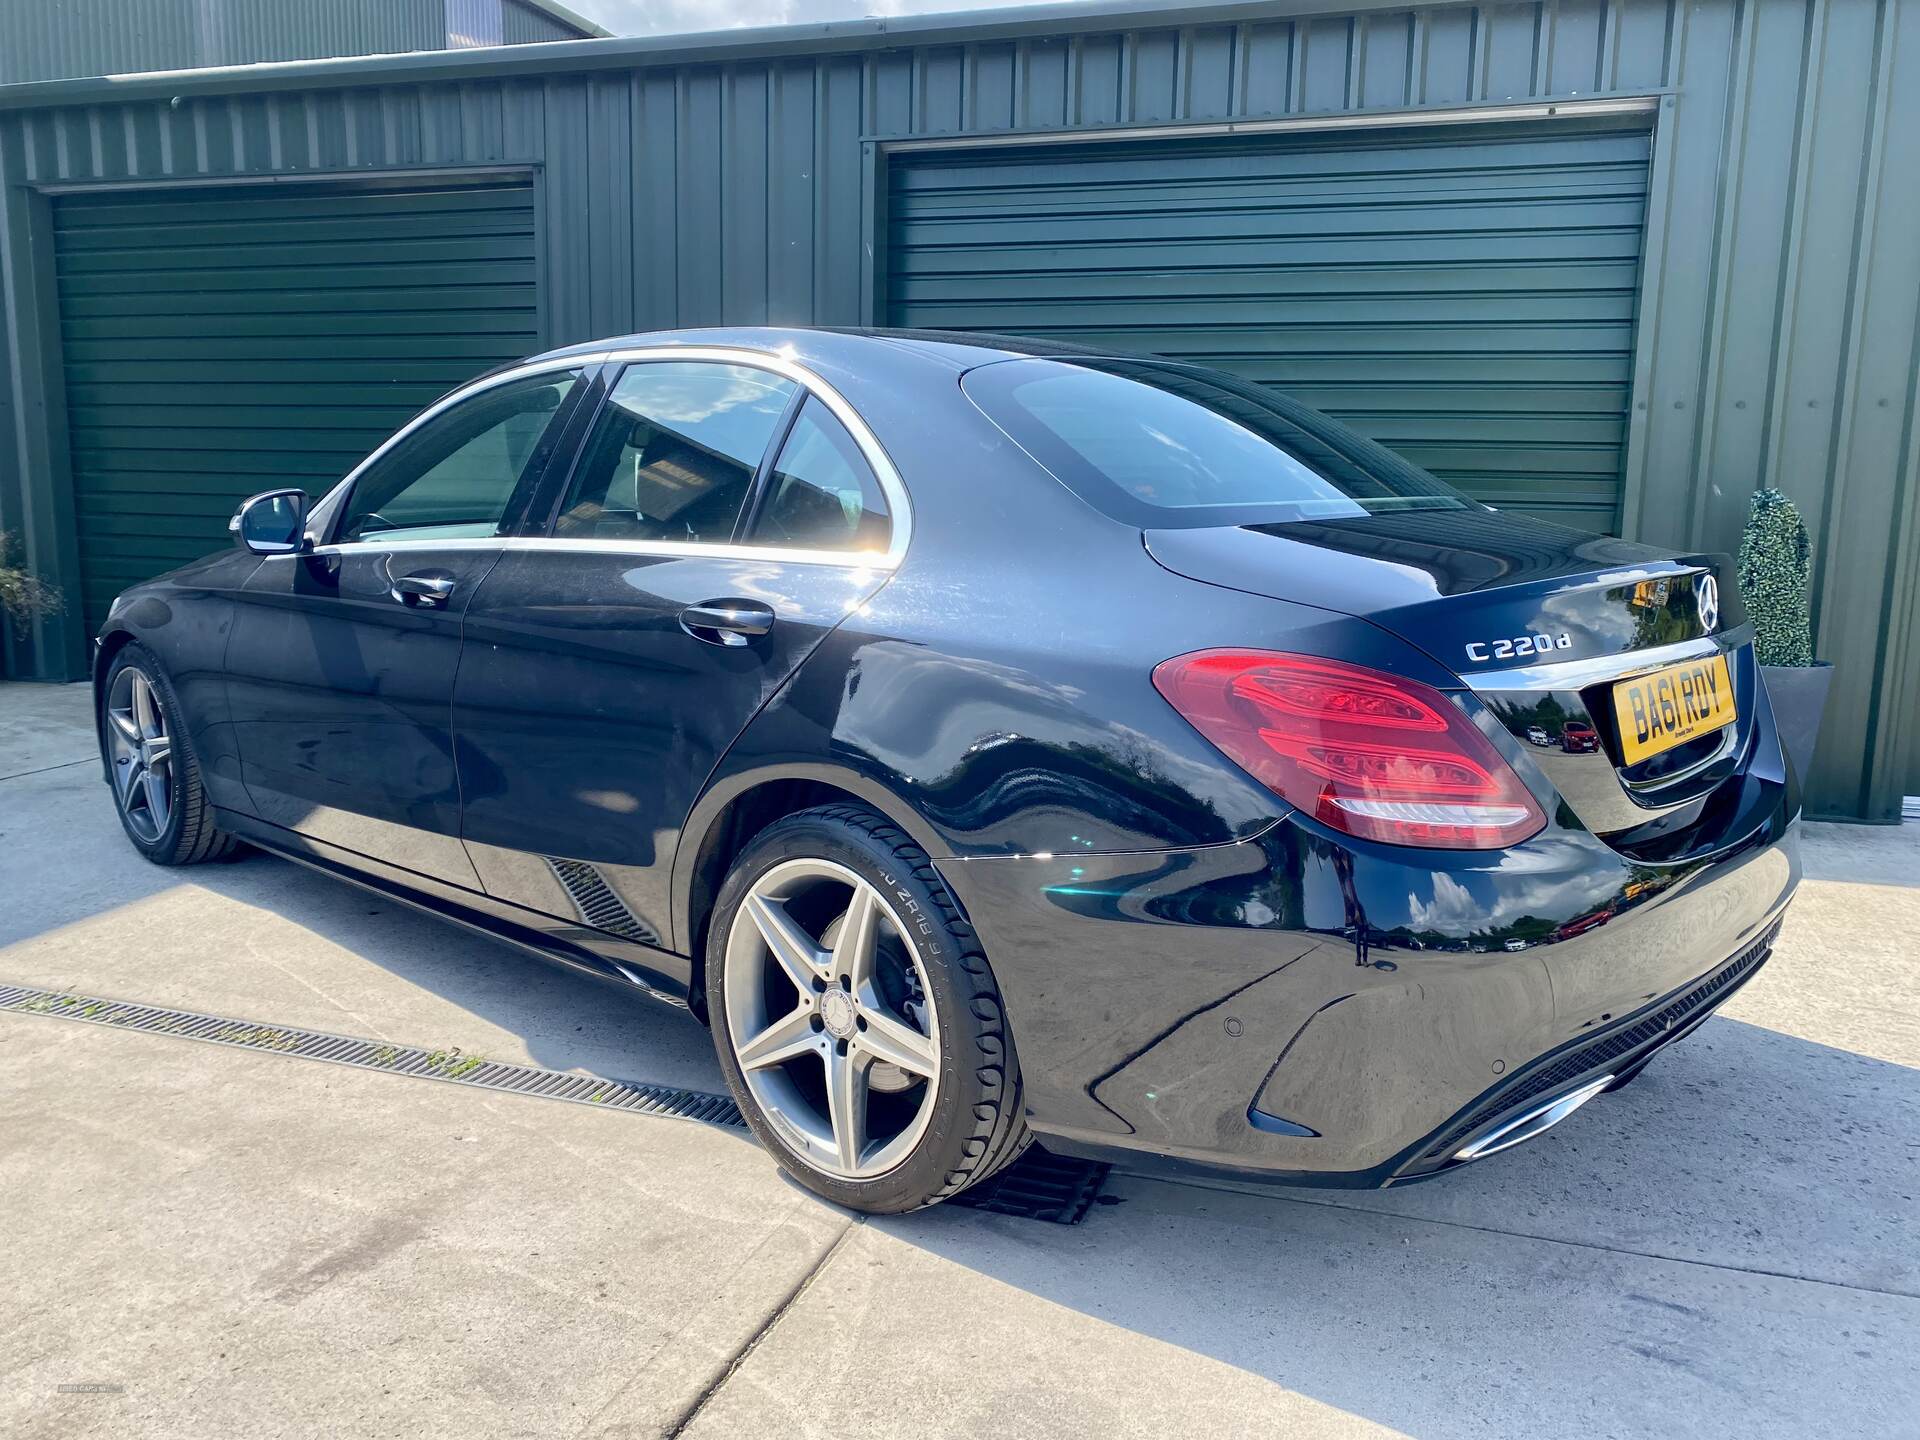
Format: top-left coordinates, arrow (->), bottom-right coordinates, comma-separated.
0,983 -> 1108,1224
0,984 -> 744,1126
953,1148 -> 1111,1224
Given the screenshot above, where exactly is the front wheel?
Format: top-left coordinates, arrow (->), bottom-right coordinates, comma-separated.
706,805 -> 1029,1213
100,643 -> 238,866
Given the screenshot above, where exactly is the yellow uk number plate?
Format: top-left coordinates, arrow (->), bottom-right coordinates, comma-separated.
1611,654 -> 1737,765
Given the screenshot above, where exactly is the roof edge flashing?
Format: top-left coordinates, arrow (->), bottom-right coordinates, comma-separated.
0,0 -> 1477,111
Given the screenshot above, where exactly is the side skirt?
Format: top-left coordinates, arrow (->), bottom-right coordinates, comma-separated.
213,808 -> 698,1014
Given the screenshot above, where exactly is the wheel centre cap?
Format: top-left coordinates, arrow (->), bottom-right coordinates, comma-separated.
819,988 -> 856,1039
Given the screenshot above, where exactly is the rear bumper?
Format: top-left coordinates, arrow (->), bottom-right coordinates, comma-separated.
938,797 -> 1799,1188
1381,914 -> 1777,1181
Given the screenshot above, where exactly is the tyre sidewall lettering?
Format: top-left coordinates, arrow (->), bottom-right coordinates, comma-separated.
878,866 -> 942,959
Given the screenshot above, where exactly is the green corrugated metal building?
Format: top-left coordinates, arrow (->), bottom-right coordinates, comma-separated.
1,0 -> 1915,821
0,0 -> 604,83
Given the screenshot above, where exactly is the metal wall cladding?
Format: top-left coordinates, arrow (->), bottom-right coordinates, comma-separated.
504,1 -> 584,45
50,179 -> 540,633
0,0 -> 585,83
887,121 -> 1652,533
1,0 -> 1916,819
205,0 -> 445,67
0,0 -> 197,84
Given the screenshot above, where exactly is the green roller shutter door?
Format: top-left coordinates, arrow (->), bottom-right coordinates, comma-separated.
888,121 -> 1651,533
52,179 -> 540,632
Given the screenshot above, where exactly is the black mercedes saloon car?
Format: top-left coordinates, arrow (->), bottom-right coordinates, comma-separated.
93,327 -> 1801,1213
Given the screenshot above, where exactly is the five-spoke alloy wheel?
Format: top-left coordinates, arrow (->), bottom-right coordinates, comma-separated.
724,857 -> 942,1180
98,644 -> 237,867
707,806 -> 1029,1212
106,665 -> 175,844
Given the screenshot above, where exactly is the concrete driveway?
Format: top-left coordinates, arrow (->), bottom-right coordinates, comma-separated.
3,680 -> 1916,1438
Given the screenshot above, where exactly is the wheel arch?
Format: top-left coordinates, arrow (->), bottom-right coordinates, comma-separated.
673,762 -> 961,1024
90,626 -> 140,782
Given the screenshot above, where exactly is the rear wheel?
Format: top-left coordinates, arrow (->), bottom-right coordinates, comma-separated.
706,805 -> 1028,1212
100,644 -> 238,866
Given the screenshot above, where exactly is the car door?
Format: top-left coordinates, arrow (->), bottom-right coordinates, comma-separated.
224,364 -> 589,885
452,356 -> 902,961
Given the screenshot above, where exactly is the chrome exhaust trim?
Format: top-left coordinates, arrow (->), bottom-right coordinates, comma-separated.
1452,1075 -> 1615,1163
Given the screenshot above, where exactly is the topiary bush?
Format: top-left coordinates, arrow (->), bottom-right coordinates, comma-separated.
1736,488 -> 1814,667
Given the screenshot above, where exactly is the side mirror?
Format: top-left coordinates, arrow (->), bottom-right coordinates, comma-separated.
230,489 -> 309,555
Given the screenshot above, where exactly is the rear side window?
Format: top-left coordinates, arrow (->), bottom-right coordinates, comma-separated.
746,397 -> 891,553
962,358 -> 1476,529
557,361 -> 797,544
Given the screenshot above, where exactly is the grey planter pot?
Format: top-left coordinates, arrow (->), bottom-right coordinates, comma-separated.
1761,660 -> 1834,785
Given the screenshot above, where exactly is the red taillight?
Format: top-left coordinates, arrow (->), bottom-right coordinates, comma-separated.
1152,650 -> 1546,850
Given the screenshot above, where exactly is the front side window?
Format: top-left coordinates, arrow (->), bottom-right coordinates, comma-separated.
556,362 -> 797,544
963,358 -> 1476,529
745,397 -> 891,553
337,370 -> 581,544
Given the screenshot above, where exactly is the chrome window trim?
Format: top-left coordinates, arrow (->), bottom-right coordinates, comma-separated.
303,535 -> 895,570
595,345 -> 911,567
1458,627 -> 1751,692
310,344 -> 912,570
309,352 -> 607,542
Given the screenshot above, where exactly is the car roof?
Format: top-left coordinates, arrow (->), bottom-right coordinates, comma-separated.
525,325 -> 1125,373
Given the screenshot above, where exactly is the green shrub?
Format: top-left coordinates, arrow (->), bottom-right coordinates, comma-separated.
0,532 -> 63,638
1736,489 -> 1814,667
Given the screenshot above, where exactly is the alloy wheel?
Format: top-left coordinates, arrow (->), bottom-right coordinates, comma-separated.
723,858 -> 942,1180
106,667 -> 174,844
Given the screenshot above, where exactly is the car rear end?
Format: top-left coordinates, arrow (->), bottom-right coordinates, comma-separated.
952,349 -> 1800,1185
1371,547 -> 1796,1175
1322,555 -> 1793,1178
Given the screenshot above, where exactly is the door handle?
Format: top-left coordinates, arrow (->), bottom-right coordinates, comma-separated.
390,570 -> 457,608
680,599 -> 775,647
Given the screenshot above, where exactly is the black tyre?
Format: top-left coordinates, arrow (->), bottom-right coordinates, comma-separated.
706,804 -> 1029,1213
100,643 -> 239,866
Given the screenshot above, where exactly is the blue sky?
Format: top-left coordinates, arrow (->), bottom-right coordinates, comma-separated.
566,0 -> 1078,36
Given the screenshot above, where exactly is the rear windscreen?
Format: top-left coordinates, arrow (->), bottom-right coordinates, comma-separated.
962,357 -> 1479,529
